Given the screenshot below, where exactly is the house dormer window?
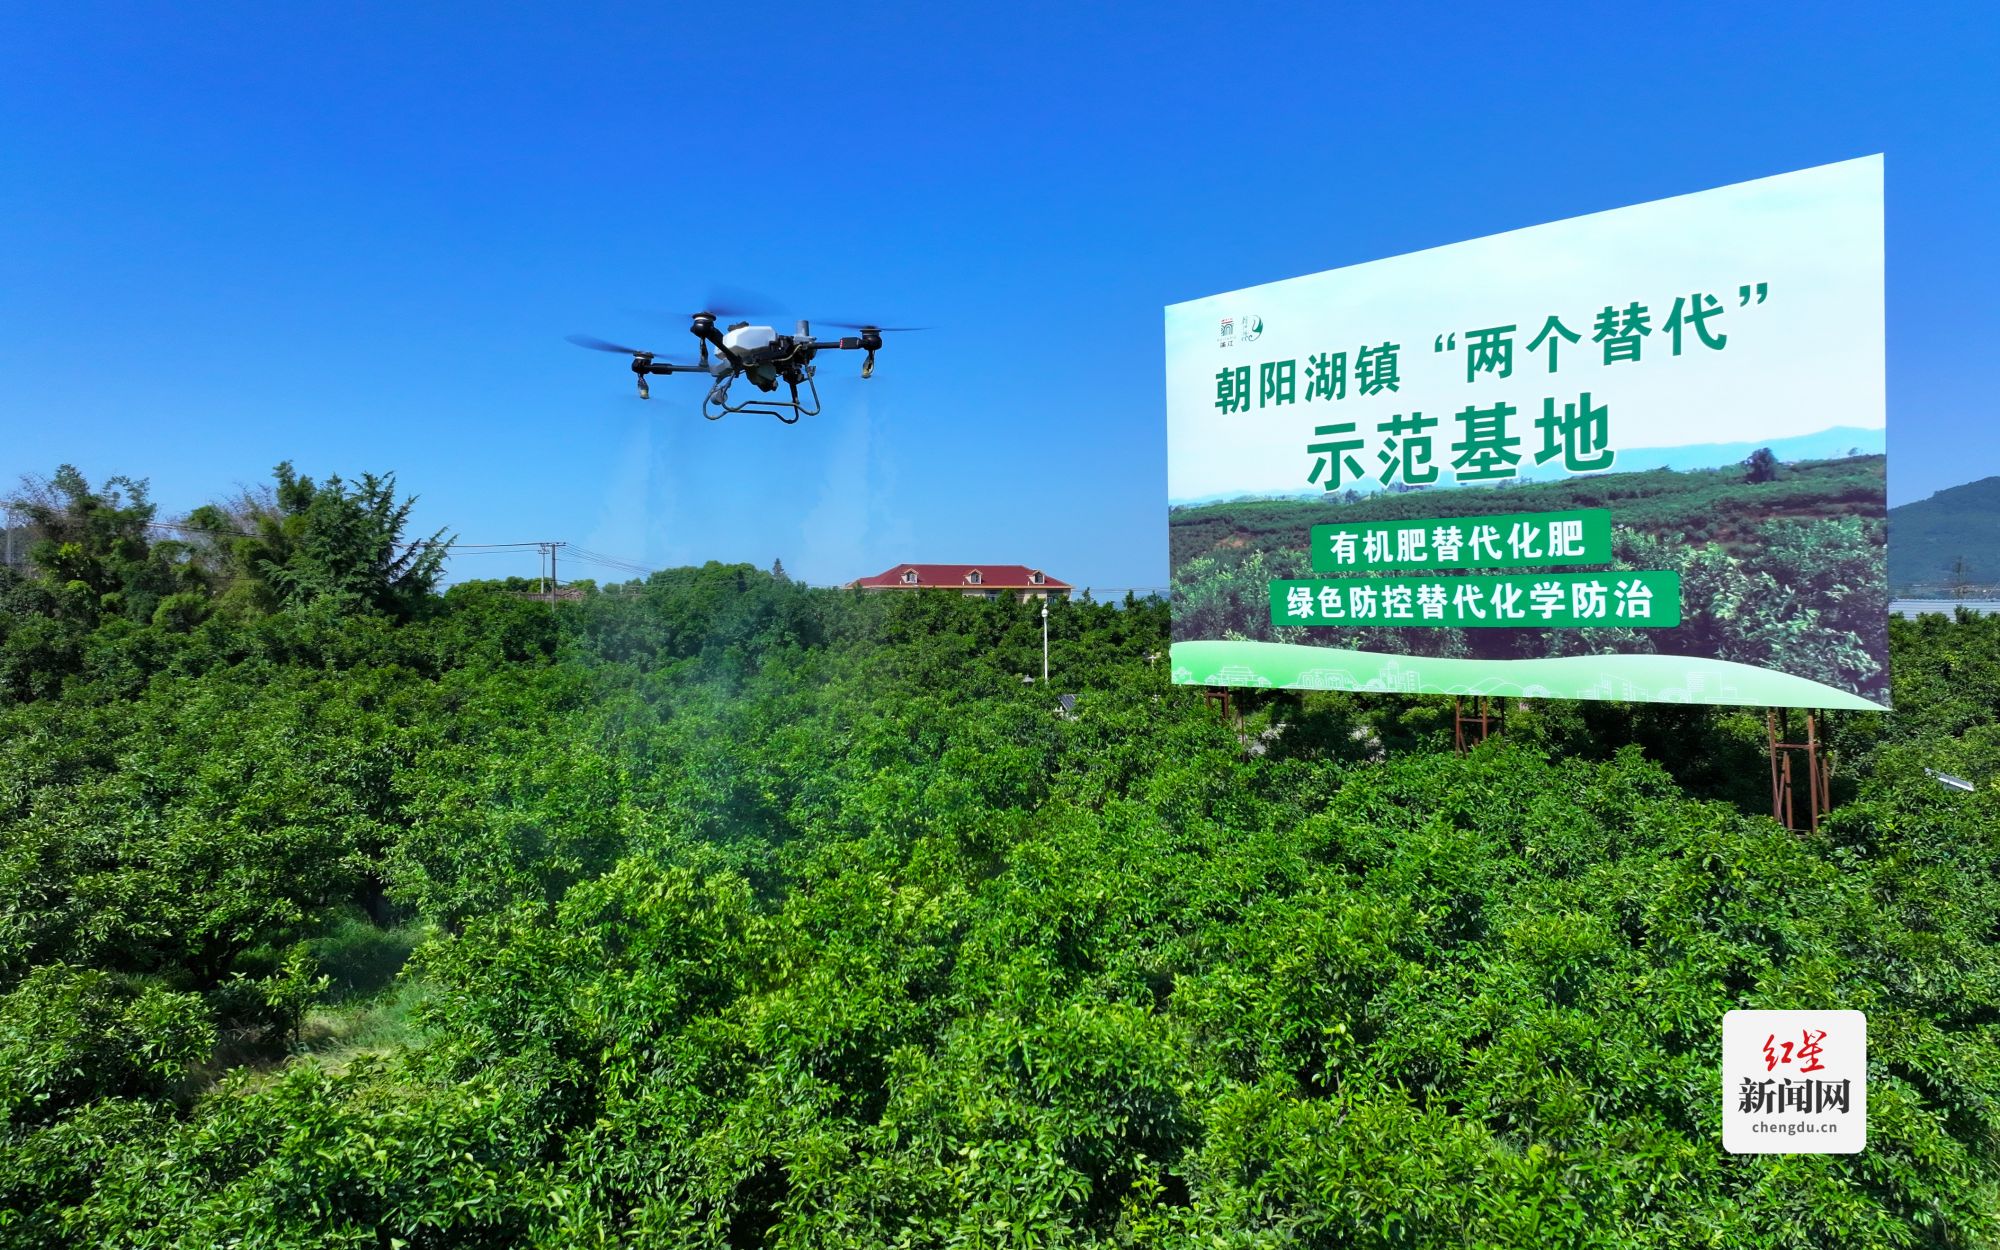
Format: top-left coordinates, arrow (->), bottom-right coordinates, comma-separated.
1030,571 -> 1045,585
966,570 -> 982,585
902,569 -> 918,584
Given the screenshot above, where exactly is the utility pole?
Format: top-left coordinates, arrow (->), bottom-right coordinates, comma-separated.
1041,600 -> 1049,683
3,504 -> 12,570
536,541 -> 567,606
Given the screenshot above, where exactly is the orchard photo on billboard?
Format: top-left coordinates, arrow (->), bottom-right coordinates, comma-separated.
1165,156 -> 1887,709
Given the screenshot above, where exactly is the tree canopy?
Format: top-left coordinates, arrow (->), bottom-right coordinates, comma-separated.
1,461 -> 1996,1248
185,461 -> 450,617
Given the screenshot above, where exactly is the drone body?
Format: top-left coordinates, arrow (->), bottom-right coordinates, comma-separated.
568,308 -> 919,424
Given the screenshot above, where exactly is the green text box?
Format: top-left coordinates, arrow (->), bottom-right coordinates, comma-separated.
1309,508 -> 1612,572
1272,570 -> 1681,628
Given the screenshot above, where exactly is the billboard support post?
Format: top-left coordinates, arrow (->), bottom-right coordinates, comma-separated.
1767,709 -> 1832,831
1455,696 -> 1497,755
1204,686 -> 1235,725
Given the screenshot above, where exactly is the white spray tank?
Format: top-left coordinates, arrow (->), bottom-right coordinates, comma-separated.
720,324 -> 778,354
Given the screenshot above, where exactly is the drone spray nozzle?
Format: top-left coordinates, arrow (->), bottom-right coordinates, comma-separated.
861,351 -> 876,379
628,351 -> 656,399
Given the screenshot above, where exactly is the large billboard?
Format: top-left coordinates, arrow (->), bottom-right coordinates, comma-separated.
1165,156 -> 1887,710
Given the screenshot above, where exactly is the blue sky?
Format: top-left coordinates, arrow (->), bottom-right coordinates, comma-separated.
2,3 -> 1994,591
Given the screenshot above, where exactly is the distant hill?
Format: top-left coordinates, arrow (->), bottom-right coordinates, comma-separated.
1513,425 -> 1884,484
1890,476 -> 2000,593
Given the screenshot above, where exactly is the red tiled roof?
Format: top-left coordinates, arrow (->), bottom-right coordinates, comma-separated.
848,563 -> 1072,590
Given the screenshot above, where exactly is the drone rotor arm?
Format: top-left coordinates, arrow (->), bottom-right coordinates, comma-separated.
690,316 -> 746,370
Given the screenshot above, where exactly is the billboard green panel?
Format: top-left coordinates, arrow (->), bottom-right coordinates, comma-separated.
1165,156 -> 1888,709
1271,571 -> 1682,629
1309,509 -> 1613,572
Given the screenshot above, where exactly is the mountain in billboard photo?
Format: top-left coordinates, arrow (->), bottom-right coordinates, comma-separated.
1512,424 -> 1885,484
1889,475 -> 2000,593
1168,425 -> 1886,507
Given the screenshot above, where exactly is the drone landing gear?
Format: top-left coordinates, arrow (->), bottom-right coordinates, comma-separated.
703,372 -> 822,425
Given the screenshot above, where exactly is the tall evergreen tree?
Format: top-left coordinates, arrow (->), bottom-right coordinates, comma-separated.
188,462 -> 451,618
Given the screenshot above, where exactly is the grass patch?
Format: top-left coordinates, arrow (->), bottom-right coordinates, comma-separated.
296,975 -> 432,1073
310,913 -> 424,1001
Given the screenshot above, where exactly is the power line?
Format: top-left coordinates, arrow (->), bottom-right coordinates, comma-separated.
19,512 -> 671,584
141,519 -> 556,560
565,546 -> 657,577
568,546 -> 648,567
143,520 -> 250,538
37,519 -> 1159,598
139,518 -> 479,554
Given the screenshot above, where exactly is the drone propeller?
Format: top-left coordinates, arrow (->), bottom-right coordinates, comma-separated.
567,334 -> 653,355
818,322 -> 930,332
695,284 -> 786,320
565,334 -> 695,365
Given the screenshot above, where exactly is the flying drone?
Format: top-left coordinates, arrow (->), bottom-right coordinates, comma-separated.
567,302 -> 922,423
